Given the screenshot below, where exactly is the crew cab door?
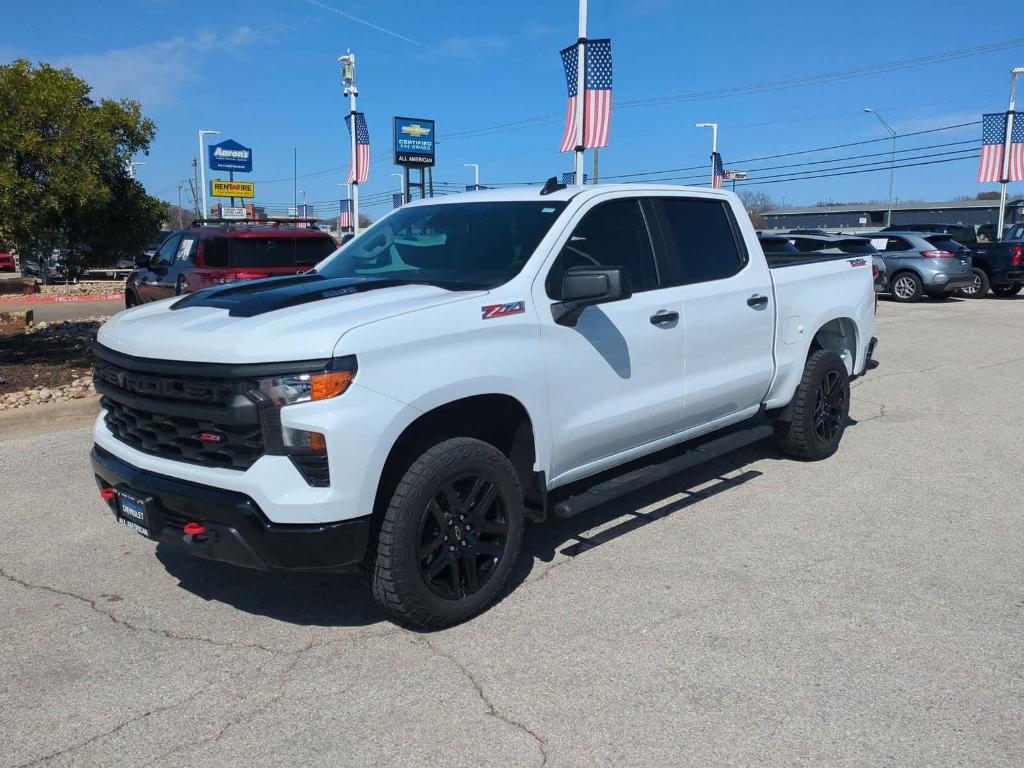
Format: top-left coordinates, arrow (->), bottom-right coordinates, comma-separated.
534,197 -> 685,482
138,234 -> 180,302
651,197 -> 774,428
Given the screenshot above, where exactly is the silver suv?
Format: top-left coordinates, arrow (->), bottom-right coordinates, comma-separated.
863,232 -> 973,302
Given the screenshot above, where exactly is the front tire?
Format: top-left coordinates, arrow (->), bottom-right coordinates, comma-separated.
956,268 -> 989,299
775,350 -> 851,461
992,283 -> 1022,297
368,437 -> 525,629
890,272 -> 923,302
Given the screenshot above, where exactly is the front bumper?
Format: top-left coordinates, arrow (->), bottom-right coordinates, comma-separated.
91,445 -> 370,572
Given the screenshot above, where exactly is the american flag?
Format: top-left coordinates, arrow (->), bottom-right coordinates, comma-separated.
345,112 -> 370,183
712,152 -> 725,189
977,112 -> 1024,183
558,38 -> 613,153
338,198 -> 351,229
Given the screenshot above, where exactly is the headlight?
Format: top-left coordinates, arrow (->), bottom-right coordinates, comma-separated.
257,368 -> 355,406
251,357 -> 357,488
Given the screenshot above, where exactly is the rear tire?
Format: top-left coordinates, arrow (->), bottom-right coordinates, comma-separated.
992,283 -> 1022,297
367,437 -> 525,629
890,272 -> 923,303
956,268 -> 989,299
775,350 -> 850,461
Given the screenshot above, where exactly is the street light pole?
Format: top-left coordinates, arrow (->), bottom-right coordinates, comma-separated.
864,108 -> 896,227
339,52 -> 360,235
696,122 -> 718,187
464,163 -> 480,189
997,68 -> 1024,238
197,129 -> 220,219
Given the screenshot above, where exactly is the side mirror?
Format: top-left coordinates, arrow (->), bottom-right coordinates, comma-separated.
552,266 -> 632,326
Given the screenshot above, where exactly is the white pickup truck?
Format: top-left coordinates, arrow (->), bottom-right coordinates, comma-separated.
91,183 -> 877,627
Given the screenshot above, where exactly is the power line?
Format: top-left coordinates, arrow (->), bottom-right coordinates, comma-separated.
437,38 -> 1023,142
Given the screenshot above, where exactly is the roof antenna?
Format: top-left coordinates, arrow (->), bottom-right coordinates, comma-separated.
540,176 -> 567,196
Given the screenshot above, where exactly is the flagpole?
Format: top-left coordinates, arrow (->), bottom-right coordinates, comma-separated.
997,68 -> 1024,238
574,0 -> 587,186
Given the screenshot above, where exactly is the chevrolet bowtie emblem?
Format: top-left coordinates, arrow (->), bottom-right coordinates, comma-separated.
400,124 -> 431,138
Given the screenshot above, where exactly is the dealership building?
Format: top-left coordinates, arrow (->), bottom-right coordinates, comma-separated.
761,198 -> 1024,232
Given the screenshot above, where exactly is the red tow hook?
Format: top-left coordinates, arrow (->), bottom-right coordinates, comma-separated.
183,521 -> 208,542
99,487 -> 115,501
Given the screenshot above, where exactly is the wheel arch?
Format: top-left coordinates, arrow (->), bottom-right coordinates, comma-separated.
808,316 -> 859,376
373,393 -> 543,523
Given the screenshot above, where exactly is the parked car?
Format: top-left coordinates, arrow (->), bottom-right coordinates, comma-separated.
862,232 -> 973,302
92,184 -> 877,628
19,249 -> 81,284
0,250 -> 16,272
880,223 -> 978,244
759,233 -> 887,293
125,220 -> 338,306
957,221 -> 1024,297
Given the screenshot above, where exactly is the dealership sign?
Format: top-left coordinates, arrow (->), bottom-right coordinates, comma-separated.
208,139 -> 253,172
393,117 -> 435,166
210,180 -> 254,198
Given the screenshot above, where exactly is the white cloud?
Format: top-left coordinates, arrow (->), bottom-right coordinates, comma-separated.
50,26 -> 261,107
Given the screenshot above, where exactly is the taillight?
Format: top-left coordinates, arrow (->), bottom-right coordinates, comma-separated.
872,265 -> 880,279
920,250 -> 954,258
1012,244 -> 1023,266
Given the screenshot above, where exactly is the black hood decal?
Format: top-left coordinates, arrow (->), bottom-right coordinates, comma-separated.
170,274 -> 421,317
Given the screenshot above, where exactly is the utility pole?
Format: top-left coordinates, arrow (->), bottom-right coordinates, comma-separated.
864,108 -> 896,227
696,122 -> 718,186
339,52 -> 360,235
573,0 -> 587,186
390,173 -> 404,203
592,148 -> 599,185
997,68 -> 1024,238
197,129 -> 220,219
176,183 -> 186,227
190,156 -> 201,218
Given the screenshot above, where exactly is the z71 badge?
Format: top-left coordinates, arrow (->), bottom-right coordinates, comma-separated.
481,301 -> 525,319
847,258 -> 868,267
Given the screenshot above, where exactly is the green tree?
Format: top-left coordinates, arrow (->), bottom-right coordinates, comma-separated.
0,59 -> 167,268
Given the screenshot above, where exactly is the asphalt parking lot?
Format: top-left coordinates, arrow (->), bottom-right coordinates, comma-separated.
2,297 -> 1022,767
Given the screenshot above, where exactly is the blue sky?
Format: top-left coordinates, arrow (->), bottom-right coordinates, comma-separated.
5,0 -> 1024,217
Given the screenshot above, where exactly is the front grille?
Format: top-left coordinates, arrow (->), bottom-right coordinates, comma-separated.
102,397 -> 263,470
94,359 -> 245,406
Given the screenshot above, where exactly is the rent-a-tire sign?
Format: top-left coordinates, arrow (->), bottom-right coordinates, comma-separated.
208,139 -> 253,173
393,117 -> 435,166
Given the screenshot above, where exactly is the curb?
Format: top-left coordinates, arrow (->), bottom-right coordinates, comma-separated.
0,395 -> 100,442
0,291 -> 123,306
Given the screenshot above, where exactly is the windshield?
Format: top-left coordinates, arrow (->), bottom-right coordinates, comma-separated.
316,201 -> 568,289
203,236 -> 336,269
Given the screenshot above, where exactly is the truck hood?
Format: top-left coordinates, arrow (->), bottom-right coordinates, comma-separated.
98,276 -> 484,363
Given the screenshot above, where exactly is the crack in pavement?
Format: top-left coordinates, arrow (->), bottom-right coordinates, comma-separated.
0,566 -> 284,654
0,566 -> 403,657
12,679 -> 219,768
416,636 -> 550,767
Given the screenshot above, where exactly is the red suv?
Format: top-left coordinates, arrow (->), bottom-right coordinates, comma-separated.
0,251 -> 15,272
126,220 -> 337,306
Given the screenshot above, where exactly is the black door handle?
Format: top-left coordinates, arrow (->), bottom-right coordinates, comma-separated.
650,310 -> 679,326
747,294 -> 769,309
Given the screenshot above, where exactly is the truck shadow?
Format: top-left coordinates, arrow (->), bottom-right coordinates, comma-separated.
154,419 -> 803,629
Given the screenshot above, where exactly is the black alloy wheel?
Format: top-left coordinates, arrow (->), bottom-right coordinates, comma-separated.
417,474 -> 509,600
812,369 -> 847,445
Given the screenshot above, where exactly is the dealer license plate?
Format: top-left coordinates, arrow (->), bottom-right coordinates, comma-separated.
116,490 -> 151,537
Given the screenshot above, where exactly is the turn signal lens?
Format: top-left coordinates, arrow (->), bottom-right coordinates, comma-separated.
311,370 -> 354,401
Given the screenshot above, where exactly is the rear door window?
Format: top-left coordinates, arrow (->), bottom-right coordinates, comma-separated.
655,198 -> 747,285
883,237 -> 912,252
759,237 -> 799,255
837,239 -> 877,254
